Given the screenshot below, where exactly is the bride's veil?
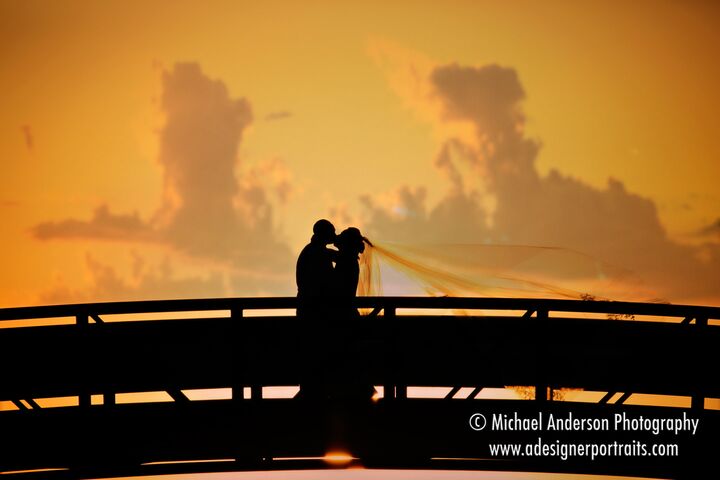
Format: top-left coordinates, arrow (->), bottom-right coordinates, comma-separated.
358,241 -> 660,303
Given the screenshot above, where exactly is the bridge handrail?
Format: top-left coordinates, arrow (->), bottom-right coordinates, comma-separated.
0,296 -> 719,323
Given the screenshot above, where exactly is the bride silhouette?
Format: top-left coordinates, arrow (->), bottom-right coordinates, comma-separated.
332,227 -> 370,317
329,227 -> 375,401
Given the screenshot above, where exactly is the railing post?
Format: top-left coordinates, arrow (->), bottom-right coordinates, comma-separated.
76,313 -> 92,408
231,307 -> 243,401
535,308 -> 548,403
250,385 -> 262,400
691,316 -> 708,410
232,305 -> 262,401
383,303 -> 405,400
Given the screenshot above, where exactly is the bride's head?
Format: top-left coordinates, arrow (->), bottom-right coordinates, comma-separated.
335,227 -> 369,255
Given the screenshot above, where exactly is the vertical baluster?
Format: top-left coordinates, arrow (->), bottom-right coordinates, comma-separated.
76,313 -> 91,408
691,316 -> 708,410
231,307 -> 244,401
535,307 -> 548,403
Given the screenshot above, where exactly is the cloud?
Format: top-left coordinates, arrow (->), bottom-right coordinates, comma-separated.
264,110 -> 292,121
430,63 -> 526,138
698,218 -> 720,238
239,157 -> 296,206
361,185 -> 489,244
32,62 -> 293,282
367,38 -> 478,146
40,253 -> 226,304
39,250 -> 295,305
363,58 -> 720,303
152,63 -> 271,260
32,204 -> 155,242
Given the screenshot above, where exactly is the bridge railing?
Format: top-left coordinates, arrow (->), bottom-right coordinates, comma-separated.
0,297 -> 718,412
1,295 -> 719,323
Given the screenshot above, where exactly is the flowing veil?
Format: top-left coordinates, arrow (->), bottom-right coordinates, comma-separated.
359,241 -> 660,302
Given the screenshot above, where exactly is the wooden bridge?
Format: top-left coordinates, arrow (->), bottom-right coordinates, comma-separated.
0,297 -> 718,479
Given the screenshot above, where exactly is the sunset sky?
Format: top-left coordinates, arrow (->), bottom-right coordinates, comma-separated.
2,0 -> 720,308
2,2 -> 717,479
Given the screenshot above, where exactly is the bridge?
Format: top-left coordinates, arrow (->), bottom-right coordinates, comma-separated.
0,297 -> 718,479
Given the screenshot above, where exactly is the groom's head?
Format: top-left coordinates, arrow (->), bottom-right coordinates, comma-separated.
312,219 -> 336,245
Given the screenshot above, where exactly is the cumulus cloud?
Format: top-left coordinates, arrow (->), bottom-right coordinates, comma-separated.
431,64 -> 526,138
239,158 -> 296,206
32,63 -> 293,284
151,63 -> 288,266
361,185 -> 489,244
363,60 -> 720,303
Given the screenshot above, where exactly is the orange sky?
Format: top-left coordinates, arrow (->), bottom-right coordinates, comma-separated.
1,2 -> 718,479
1,0 -> 719,307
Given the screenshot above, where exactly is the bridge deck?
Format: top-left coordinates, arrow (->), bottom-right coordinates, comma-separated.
1,297 -> 718,478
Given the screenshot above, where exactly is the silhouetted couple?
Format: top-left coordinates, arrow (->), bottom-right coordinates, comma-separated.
296,219 -> 373,401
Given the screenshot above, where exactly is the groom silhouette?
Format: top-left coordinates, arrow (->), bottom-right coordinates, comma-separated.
296,219 -> 337,399
296,218 -> 337,318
